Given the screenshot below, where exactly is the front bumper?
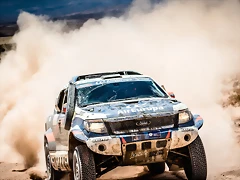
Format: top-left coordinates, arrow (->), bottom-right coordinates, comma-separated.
86,126 -> 199,160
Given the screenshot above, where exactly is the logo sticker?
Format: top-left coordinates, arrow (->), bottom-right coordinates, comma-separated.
136,120 -> 151,126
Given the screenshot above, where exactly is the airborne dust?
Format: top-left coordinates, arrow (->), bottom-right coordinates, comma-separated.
0,0 -> 240,179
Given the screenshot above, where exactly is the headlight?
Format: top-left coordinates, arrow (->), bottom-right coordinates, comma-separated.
178,110 -> 191,124
83,119 -> 107,134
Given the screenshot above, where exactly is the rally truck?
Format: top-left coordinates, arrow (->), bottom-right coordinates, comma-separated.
44,71 -> 207,180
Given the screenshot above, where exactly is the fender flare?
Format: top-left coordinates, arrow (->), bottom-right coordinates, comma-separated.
193,114 -> 204,130
44,129 -> 57,151
70,130 -> 88,144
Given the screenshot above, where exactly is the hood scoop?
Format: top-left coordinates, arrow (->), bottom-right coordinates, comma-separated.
170,99 -> 178,103
124,100 -> 139,104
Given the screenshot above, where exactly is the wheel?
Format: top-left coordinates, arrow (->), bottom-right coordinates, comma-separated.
147,162 -> 165,174
44,142 -> 65,180
183,135 -> 207,180
73,145 -> 96,180
65,84 -> 76,130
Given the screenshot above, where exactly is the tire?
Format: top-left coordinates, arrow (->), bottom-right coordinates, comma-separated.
65,84 -> 76,130
183,135 -> 207,180
44,142 -> 65,180
147,162 -> 165,174
65,104 -> 75,130
73,145 -> 96,180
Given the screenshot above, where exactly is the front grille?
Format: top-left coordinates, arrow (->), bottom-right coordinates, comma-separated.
106,114 -> 178,134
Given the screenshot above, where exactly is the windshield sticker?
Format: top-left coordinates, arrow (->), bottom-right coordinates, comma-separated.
78,83 -> 95,88
76,77 -> 151,88
76,82 -> 97,88
95,78 -> 150,85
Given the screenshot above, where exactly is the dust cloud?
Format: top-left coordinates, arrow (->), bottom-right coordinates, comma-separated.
0,0 -> 240,178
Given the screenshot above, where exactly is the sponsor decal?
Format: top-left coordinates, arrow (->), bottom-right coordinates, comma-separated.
95,78 -> 150,85
129,151 -> 148,159
50,152 -> 70,171
51,156 -> 68,165
136,120 -> 151,127
149,132 -> 161,137
129,149 -> 163,159
132,134 -> 146,141
149,150 -> 163,157
118,106 -> 164,115
180,127 -> 195,132
91,137 -> 111,142
132,136 -> 139,141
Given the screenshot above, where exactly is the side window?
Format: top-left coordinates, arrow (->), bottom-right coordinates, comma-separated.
55,89 -> 66,114
58,90 -> 65,112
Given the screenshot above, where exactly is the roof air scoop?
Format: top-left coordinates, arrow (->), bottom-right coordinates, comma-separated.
101,74 -> 122,79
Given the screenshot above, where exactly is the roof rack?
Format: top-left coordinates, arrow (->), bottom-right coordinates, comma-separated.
71,71 -> 142,83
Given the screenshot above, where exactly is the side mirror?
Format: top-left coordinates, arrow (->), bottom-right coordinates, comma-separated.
168,92 -> 175,98
161,85 -> 166,90
62,103 -> 67,114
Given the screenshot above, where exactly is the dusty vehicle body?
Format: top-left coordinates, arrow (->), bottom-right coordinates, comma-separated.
44,71 -> 207,180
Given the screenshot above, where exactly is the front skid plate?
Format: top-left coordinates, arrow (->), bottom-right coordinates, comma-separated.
122,139 -> 171,165
85,126 -> 199,156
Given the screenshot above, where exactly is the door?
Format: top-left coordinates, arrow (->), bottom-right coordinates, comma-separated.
52,89 -> 69,151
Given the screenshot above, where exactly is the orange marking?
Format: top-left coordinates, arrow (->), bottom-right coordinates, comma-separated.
166,131 -> 171,139
121,137 -> 127,144
46,132 -> 55,142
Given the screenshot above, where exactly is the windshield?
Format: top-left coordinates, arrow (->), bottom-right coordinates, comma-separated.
76,79 -> 168,107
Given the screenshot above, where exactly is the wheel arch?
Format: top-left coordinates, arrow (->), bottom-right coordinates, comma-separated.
193,114 -> 204,130
68,132 -> 86,169
44,129 -> 57,151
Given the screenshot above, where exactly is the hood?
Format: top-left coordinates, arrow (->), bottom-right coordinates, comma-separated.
75,98 -> 188,120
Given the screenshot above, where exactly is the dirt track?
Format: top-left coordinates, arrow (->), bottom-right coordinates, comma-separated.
1,0 -> 240,180
0,162 -> 240,180
0,163 -> 186,180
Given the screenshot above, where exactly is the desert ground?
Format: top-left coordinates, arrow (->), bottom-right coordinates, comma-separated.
1,120 -> 240,180
1,1 -> 240,180
0,162 -> 240,180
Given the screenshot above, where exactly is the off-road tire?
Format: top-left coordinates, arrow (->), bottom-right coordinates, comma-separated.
147,162 -> 165,174
73,144 -> 96,180
65,83 -> 76,130
65,103 -> 75,130
184,135 -> 207,180
44,142 -> 65,180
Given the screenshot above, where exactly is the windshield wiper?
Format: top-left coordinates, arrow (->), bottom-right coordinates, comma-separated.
108,96 -> 161,103
109,97 -> 138,102
81,96 -> 161,107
